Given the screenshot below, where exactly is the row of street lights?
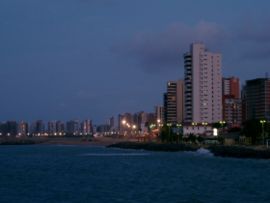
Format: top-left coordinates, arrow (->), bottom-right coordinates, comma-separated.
121,119 -> 137,130
123,118 -> 268,141
121,119 -> 137,137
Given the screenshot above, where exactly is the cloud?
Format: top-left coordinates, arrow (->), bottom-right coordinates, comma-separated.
232,17 -> 270,62
112,21 -> 228,72
235,17 -> 270,43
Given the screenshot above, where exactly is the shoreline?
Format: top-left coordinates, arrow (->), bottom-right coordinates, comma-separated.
107,141 -> 270,159
0,136 -> 136,147
2,137 -> 270,159
107,141 -> 200,152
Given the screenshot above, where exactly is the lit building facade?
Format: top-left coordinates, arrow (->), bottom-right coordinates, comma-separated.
164,80 -> 184,124
183,125 -> 213,136
81,120 -> 92,135
223,96 -> 242,127
108,117 -> 115,130
66,120 -> 80,135
118,111 -> 156,133
56,121 -> 65,135
155,106 -> 164,123
222,77 -> 242,127
18,121 -> 29,136
48,121 -> 57,136
0,121 -> 18,136
223,77 -> 240,99
31,120 -> 45,136
184,43 -> 222,123
245,78 -> 270,120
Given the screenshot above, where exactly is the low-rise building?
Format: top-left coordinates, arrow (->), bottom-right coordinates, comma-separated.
223,96 -> 242,128
183,124 -> 213,136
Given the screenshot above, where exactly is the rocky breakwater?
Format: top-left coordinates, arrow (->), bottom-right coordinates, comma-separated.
0,137 -> 39,145
107,142 -> 199,152
108,142 -> 270,159
207,145 -> 270,159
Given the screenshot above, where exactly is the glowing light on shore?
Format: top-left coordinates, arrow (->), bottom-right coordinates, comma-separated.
213,128 -> 218,136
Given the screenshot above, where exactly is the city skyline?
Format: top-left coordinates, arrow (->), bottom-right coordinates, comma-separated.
1,0 -> 270,123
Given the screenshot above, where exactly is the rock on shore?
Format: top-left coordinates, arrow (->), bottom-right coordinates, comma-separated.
208,145 -> 270,159
107,142 -> 199,152
0,138 -> 38,145
108,142 -> 270,159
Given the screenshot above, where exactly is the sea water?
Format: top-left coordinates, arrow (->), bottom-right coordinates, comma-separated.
0,145 -> 270,203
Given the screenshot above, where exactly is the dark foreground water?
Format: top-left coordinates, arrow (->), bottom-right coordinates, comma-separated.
1,145 -> 270,203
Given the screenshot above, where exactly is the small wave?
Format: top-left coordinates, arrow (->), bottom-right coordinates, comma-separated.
196,148 -> 214,157
80,153 -> 150,157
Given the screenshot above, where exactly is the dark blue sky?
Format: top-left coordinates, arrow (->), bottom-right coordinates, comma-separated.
1,0 -> 270,124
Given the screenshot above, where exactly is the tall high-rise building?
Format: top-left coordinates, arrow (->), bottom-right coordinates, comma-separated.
118,111 -> 156,132
241,86 -> 247,122
147,113 -> 156,125
18,121 -> 29,136
164,80 -> 184,124
56,121 -> 65,135
163,93 -> 168,123
222,77 -> 242,127
81,120 -> 92,135
223,77 -> 240,99
137,111 -> 148,130
0,121 -> 18,136
155,106 -> 164,123
118,113 -> 134,131
66,120 -> 80,135
48,121 -> 57,135
223,96 -> 242,128
107,117 -> 114,130
245,78 -> 270,120
31,120 -> 45,136
184,43 -> 222,123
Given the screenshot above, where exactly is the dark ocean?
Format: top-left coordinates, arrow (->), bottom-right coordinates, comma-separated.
0,145 -> 270,203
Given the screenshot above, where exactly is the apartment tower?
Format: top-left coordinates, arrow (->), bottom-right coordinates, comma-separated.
222,77 -> 242,128
223,77 -> 240,98
245,78 -> 270,120
184,43 -> 222,123
164,80 -> 184,124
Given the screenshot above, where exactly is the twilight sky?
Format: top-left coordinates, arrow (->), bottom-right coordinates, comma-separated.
1,0 -> 270,124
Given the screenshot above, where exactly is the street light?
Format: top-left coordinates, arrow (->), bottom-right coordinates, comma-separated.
121,120 -> 128,136
202,122 -> 208,126
219,120 -> 226,135
132,125 -> 137,136
202,122 -> 208,129
191,122 -> 198,137
167,123 -> 172,143
122,120 -> 126,125
176,123 -> 182,143
157,119 -> 161,140
260,119 -> 266,145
